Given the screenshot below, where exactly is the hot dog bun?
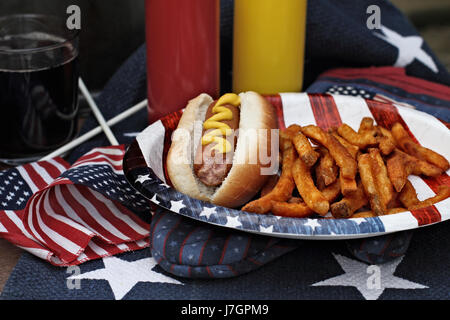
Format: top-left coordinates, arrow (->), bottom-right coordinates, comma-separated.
167,91 -> 278,208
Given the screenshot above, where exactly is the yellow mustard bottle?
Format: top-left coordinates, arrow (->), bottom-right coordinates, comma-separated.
233,0 -> 307,94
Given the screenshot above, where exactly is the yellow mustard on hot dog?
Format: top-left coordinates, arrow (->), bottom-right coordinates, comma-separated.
201,93 -> 241,153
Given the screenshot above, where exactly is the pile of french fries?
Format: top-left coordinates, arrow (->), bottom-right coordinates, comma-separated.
242,118 -> 450,219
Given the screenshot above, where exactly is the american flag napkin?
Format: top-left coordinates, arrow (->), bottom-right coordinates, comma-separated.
0,145 -> 151,266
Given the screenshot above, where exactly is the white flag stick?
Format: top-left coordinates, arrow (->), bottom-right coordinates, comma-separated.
79,78 -> 119,145
40,99 -> 148,161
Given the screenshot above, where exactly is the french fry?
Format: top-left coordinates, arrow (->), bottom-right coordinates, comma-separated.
377,126 -> 396,155
398,180 -> 419,209
270,201 -> 314,218
409,185 -> 450,210
292,157 -> 329,215
242,141 -> 296,214
391,122 -> 449,171
386,181 -> 449,212
339,172 -> 358,196
358,153 -> 387,215
288,197 -> 303,204
387,149 -> 444,192
293,133 -> 320,167
369,148 -> 395,208
284,124 -> 303,135
301,125 -> 357,179
282,124 -> 320,167
271,180 -> 340,217
337,123 -> 377,149
407,154 -> 443,177
315,147 -> 338,189
351,207 -> 407,218
320,179 -> 341,202
242,118 -> 449,220
330,131 -> 359,159
386,149 -> 414,192
358,117 -> 375,133
331,180 -> 368,218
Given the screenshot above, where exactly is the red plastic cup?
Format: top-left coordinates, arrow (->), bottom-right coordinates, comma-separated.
145,0 -> 220,123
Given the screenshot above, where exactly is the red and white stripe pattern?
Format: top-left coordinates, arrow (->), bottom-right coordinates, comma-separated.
0,146 -> 150,266
279,93 -> 450,230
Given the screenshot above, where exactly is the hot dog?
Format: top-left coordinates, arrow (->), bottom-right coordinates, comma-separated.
167,92 -> 278,208
193,99 -> 240,186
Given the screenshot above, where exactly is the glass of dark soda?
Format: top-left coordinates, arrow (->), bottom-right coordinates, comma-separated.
0,14 -> 80,164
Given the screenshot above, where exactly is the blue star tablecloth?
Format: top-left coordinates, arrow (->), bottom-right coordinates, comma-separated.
1,0 -> 449,300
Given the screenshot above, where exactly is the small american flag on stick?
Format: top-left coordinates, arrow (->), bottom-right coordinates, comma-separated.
0,145 -> 150,266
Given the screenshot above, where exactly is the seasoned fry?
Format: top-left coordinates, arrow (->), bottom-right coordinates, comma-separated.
293,132 -> 320,167
321,180 -> 341,202
284,124 -> 303,135
387,149 -> 444,192
358,153 -> 387,215
337,123 -> 377,149
386,149 -> 414,192
377,126 -> 396,155
271,180 -> 340,217
339,172 -> 358,196
351,208 -> 407,218
330,131 -> 359,159
301,125 -> 357,179
281,125 -> 320,167
391,122 -> 449,171
369,148 -> 395,208
406,153 -> 444,177
353,184 -> 450,218
409,185 -> 450,210
292,157 -> 329,215
242,118 -> 448,220
242,142 -> 296,214
270,201 -> 313,218
315,147 -> 338,189
288,197 -> 303,204
398,180 -> 419,209
331,180 -> 368,218
358,117 -> 375,133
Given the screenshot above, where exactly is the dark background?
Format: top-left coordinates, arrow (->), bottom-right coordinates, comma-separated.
0,0 -> 448,94
0,0 -> 146,93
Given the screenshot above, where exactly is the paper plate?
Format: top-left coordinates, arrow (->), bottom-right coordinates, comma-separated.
123,93 -> 450,240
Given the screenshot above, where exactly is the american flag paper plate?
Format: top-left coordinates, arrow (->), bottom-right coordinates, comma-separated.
123,93 -> 450,240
